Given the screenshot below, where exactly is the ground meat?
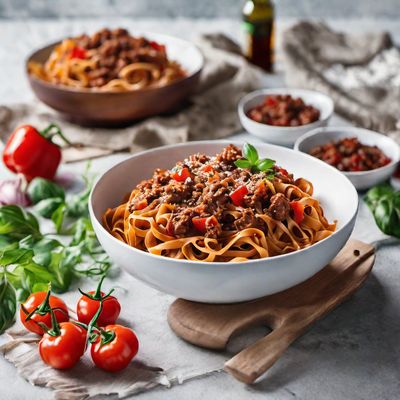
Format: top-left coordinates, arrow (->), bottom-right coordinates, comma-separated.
163,181 -> 193,204
216,144 -> 242,165
266,193 -> 290,221
205,217 -> 222,239
169,208 -> 195,237
234,209 -> 258,230
128,145 -> 306,239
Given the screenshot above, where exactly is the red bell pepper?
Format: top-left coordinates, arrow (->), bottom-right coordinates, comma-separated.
3,124 -> 71,182
290,201 -> 305,224
149,41 -> 166,52
230,185 -> 248,206
171,167 -> 191,182
69,46 -> 87,59
277,167 -> 289,176
200,164 -> 214,173
192,216 -> 218,234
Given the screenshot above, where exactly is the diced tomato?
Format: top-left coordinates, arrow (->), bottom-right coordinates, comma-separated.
171,167 -> 190,182
135,199 -> 148,210
192,216 -> 218,234
149,41 -> 166,52
200,164 -> 214,173
264,96 -> 277,107
277,167 -> 289,176
290,201 -> 305,224
230,185 -> 248,207
69,46 -> 87,59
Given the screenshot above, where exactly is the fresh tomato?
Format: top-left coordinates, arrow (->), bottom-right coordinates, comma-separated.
91,324 -> 139,372
290,201 -> 305,224
200,164 -> 214,173
3,124 -> 70,182
192,216 -> 218,234
20,291 -> 69,335
39,322 -> 87,369
77,276 -> 121,327
69,46 -> 87,59
149,41 -> 166,52
230,185 -> 248,206
77,291 -> 120,326
171,167 -> 191,182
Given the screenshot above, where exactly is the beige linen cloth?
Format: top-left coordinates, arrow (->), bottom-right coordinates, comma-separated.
0,34 -> 263,162
282,21 -> 400,138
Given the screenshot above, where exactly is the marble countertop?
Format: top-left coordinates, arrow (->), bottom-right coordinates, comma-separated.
0,17 -> 399,400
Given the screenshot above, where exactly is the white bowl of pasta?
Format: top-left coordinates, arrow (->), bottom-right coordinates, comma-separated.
89,141 -> 358,303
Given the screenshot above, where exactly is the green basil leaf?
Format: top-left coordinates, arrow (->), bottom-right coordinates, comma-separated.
0,206 -> 41,240
32,238 -> 63,268
48,250 -> 73,293
256,158 -> 276,172
373,198 -> 395,236
0,248 -> 33,266
35,197 -> 65,219
0,276 -> 17,334
67,188 -> 90,218
28,178 -> 65,204
364,184 -> 393,209
243,143 -> 259,164
0,235 -> 15,249
51,203 -> 66,234
234,159 -> 252,169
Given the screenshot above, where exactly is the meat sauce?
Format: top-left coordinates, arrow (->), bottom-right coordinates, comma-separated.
247,95 -> 320,127
309,137 -> 391,172
130,144 -> 301,239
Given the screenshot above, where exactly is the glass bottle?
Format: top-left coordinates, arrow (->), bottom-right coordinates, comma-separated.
242,0 -> 275,72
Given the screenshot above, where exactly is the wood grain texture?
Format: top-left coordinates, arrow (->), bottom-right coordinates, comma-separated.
168,239 -> 375,384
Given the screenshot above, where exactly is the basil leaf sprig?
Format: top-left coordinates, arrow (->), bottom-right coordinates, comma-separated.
364,183 -> 400,238
234,143 -> 276,176
0,169 -> 111,334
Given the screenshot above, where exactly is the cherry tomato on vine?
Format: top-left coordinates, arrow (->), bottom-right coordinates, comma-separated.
39,321 -> 87,370
91,325 -> 139,372
20,290 -> 69,335
77,276 -> 121,326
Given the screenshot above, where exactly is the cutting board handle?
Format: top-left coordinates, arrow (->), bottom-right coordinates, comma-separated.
225,322 -> 308,384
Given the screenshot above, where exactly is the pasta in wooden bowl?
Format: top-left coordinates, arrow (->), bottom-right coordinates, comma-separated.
26,29 -> 203,126
28,28 -> 186,92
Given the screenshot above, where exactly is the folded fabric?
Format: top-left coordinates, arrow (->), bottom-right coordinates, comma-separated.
0,34 -> 263,163
282,21 -> 400,139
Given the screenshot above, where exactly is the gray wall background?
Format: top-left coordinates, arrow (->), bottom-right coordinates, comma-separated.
0,0 -> 398,19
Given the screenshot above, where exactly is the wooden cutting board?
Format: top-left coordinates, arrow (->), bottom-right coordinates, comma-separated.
168,239 -> 375,384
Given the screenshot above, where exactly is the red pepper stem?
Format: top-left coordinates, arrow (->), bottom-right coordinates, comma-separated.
40,123 -> 72,146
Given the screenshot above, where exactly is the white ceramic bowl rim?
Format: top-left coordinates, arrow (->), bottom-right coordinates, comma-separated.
28,31 -> 204,95
295,126 -> 400,176
89,140 -> 359,267
238,88 -> 334,131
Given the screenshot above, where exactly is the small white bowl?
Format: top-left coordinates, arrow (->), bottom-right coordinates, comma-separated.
238,88 -> 334,147
295,127 -> 400,191
90,140 -> 358,303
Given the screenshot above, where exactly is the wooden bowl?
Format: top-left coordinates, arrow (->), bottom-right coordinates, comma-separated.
26,33 -> 204,127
